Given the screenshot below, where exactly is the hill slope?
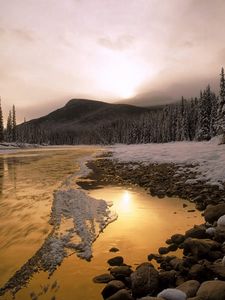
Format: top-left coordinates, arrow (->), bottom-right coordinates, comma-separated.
18,99 -> 158,144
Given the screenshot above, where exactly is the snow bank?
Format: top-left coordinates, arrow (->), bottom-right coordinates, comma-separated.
108,141 -> 225,188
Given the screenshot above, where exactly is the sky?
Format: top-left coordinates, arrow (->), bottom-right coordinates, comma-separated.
1,0 -> 225,123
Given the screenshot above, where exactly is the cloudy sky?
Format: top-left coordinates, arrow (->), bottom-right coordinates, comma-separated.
1,0 -> 225,123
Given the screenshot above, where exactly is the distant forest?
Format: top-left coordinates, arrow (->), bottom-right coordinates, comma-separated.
2,68 -> 225,145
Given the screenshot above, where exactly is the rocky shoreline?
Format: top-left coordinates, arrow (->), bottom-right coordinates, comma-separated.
78,155 -> 225,300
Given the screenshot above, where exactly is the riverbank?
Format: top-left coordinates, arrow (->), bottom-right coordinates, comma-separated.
79,142 -> 225,300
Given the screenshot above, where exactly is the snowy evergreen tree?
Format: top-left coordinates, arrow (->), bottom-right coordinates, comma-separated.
6,110 -> 12,142
210,93 -> 218,138
217,67 -> 225,134
196,86 -> 212,140
12,105 -> 17,141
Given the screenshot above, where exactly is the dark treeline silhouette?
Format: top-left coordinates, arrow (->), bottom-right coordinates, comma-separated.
0,100 -> 17,143
9,67 -> 225,145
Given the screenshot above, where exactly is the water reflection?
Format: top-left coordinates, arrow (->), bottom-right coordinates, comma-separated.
0,147 -> 100,296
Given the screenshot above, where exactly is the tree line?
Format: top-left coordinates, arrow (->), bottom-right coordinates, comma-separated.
0,100 -> 17,143
2,67 -> 225,145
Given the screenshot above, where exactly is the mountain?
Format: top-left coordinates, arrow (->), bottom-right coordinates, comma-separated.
24,98 -> 150,129
18,98 -> 162,144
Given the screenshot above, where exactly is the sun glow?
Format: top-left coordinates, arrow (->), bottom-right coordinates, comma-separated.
97,54 -> 149,99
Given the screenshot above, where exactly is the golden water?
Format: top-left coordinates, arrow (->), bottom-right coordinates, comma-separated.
0,147 -> 203,300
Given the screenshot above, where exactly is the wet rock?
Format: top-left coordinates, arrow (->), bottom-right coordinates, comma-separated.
159,247 -> 169,255
171,234 -> 185,245
93,273 -> 114,283
109,247 -> 119,253
101,280 -> 125,299
196,280 -> 225,300
107,256 -> 124,266
110,266 -> 133,280
204,203 -> 225,223
167,244 -> 178,252
105,289 -> 134,300
185,225 -> 207,239
176,280 -> 200,298
131,263 -> 159,297
217,215 -> 225,227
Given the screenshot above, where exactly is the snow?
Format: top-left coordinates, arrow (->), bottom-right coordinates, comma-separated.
50,188 -> 117,261
108,140 -> 225,188
48,150 -> 117,263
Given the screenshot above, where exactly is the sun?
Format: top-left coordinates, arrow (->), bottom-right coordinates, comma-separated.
96,53 -> 147,99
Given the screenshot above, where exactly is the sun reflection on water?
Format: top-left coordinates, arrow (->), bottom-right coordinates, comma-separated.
118,190 -> 133,212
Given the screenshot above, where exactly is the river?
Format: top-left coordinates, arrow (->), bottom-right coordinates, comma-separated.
0,147 -> 203,300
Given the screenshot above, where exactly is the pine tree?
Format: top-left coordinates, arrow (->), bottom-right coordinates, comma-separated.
210,93 -> 218,138
217,67 -> 225,134
0,98 -> 4,142
196,86 -> 212,140
6,110 -> 12,142
12,105 -> 16,141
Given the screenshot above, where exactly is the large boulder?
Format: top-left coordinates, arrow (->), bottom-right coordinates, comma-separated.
196,280 -> 225,300
101,280 -> 125,299
176,280 -> 200,298
131,263 -> 159,297
204,204 -> 225,223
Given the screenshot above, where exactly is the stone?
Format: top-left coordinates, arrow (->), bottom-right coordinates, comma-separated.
217,215 -> 225,227
110,266 -> 133,280
171,234 -> 185,245
159,270 -> 177,288
159,247 -> 169,255
107,256 -> 124,266
182,238 -> 220,259
157,288 -> 187,300
176,280 -> 200,298
207,263 -> 225,279
189,264 -> 205,280
131,263 -> 159,297
185,225 -> 207,239
106,289 -> 134,300
168,244 -> 178,252
204,203 -> 225,223
169,258 -> 183,270
93,273 -> 114,283
101,280 -> 125,299
109,247 -> 119,253
196,280 -> 225,300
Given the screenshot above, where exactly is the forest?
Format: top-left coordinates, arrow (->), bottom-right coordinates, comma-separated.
2,68 -> 225,145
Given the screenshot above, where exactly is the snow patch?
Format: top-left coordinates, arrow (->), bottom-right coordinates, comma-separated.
108,141 -> 225,187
